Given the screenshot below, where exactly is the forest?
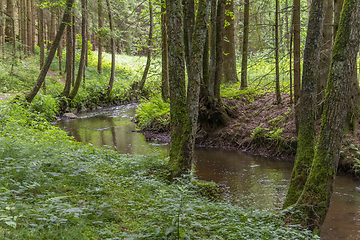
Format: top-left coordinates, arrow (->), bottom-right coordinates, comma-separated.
0,0 -> 360,238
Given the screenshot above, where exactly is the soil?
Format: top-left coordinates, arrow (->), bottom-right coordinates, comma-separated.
142,92 -> 360,176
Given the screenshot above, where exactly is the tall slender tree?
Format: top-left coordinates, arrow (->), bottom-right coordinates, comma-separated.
106,0 -> 115,97
97,0 -> 103,74
275,0 -> 281,104
161,0 -> 169,101
283,0 -> 327,208
139,0 -> 153,92
288,0 -> 360,231
223,0 -> 237,83
241,0 -> 249,89
293,0 -> 301,133
26,0 -> 74,103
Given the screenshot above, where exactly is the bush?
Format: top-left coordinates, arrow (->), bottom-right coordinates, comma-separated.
135,95 -> 170,131
29,94 -> 59,121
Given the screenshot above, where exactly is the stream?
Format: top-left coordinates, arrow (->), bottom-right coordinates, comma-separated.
55,103 -> 360,239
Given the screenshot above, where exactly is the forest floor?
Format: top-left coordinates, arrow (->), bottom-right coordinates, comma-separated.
143,92 -> 360,177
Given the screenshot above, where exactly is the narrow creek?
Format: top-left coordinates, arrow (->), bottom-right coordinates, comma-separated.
55,103 -> 360,239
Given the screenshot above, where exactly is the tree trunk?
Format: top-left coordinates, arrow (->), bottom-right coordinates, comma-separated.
26,0 -> 74,104
0,0 -> 4,55
183,0 -> 195,77
5,0 -> 14,43
222,0 -> 237,84
105,0 -> 115,97
283,0 -> 327,209
139,0 -> 153,92
293,0 -> 301,133
214,0 -> 225,100
69,0 -> 86,100
72,15 -> 75,86
333,0 -> 344,40
63,11 -> 73,98
161,1 -> 169,101
275,0 -> 281,104
26,0 -> 32,53
241,0 -> 249,89
291,0 -> 360,231
317,0 -> 333,116
39,0 -> 44,69
57,10 -> 63,74
97,0 -> 103,74
166,0 -> 189,178
208,0 -> 217,97
30,0 -> 35,54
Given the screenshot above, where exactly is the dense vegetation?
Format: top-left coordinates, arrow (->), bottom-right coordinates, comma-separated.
0,100 -> 318,239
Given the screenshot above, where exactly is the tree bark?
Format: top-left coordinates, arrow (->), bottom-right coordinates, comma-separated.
39,0 -> 44,69
223,0 -> 237,84
241,0 -> 249,89
72,15 -> 75,86
30,0 -> 35,54
26,0 -> 74,104
5,0 -> 14,43
214,0 -> 225,100
283,0 -> 327,208
69,0 -> 86,100
161,1 -> 169,101
139,0 -> 153,92
275,0 -> 281,104
291,0 -> 360,231
26,0 -> 32,53
98,0 -> 103,74
63,16 -> 73,98
317,0 -> 333,116
294,0 -> 301,133
183,0 -> 195,77
106,0 -> 115,97
0,0 -> 4,55
208,0 -> 217,97
333,0 -> 344,40
57,10 -> 63,74
166,0 -> 189,178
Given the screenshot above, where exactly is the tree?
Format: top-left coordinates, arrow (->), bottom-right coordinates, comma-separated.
69,0 -> 87,100
274,0 -> 281,104
63,13 -> 73,98
240,0 -> 249,89
161,0 -> 169,101
27,0 -> 33,54
284,0 -> 360,232
138,0 -> 153,92
222,0 -> 237,84
105,0 -> 115,98
5,0 -> 14,43
293,0 -> 301,132
39,0 -> 44,69
283,0 -> 327,208
214,0 -> 225,99
26,0 -> 74,104
167,0 -> 210,179
97,0 -> 103,74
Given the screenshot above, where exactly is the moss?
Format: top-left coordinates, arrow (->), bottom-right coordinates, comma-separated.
191,179 -> 219,200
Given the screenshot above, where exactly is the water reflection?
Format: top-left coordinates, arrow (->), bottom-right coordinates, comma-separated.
55,104 -> 169,156
55,104 -> 360,239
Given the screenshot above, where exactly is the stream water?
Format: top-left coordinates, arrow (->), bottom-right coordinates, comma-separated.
55,104 -> 360,239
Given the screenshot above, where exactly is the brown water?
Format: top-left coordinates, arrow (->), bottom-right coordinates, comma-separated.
55,104 -> 360,239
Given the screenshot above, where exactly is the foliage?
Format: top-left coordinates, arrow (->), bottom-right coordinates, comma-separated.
29,94 -> 59,121
135,95 -> 170,131
0,102 -> 317,239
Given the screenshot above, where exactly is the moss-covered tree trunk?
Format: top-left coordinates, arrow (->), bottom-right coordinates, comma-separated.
166,0 -> 189,178
208,0 -> 217,97
26,0 -> 74,104
287,0 -> 360,232
240,0 -> 249,89
283,0 -> 327,208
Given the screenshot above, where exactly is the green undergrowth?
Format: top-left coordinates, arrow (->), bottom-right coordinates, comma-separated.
339,139 -> 360,177
135,95 -> 170,131
0,102 -> 317,239
1,48 -> 162,116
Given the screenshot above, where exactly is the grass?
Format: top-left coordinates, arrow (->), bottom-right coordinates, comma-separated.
0,101 -> 318,239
